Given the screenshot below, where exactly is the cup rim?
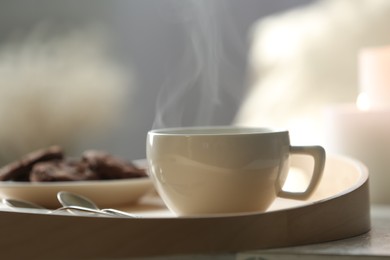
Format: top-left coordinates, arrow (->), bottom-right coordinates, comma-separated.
148,126 -> 288,136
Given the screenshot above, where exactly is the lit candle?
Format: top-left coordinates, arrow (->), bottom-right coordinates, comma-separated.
324,45 -> 390,205
359,45 -> 390,108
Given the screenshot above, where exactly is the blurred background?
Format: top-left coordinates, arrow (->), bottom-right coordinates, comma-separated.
2,0 -> 390,173
0,0 -> 314,162
3,0 -> 390,208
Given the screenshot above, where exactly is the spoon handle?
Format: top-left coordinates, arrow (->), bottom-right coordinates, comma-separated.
60,206 -> 138,218
56,206 -> 115,217
101,208 -> 138,218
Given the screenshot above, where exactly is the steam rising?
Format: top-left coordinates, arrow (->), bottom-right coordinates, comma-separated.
153,0 -> 246,129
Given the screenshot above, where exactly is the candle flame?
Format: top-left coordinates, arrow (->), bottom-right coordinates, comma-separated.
356,92 -> 371,111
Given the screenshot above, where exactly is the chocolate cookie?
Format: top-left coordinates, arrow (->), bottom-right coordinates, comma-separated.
30,160 -> 99,182
82,150 -> 147,180
0,146 -> 64,181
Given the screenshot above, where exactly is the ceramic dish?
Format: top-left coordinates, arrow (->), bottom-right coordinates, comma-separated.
0,159 -> 153,208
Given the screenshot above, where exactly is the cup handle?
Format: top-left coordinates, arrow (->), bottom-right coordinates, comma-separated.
278,145 -> 326,200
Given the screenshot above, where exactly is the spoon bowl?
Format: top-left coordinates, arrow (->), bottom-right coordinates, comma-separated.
58,191 -> 99,210
2,198 -> 51,213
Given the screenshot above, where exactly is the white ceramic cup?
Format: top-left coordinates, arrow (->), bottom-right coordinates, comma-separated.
146,126 -> 326,216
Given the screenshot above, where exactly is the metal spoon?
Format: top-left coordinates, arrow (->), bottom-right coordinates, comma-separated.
2,198 -> 112,216
57,191 -> 138,218
2,198 -> 51,213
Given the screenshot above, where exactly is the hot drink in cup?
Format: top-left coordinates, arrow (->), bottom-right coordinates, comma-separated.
147,126 -> 325,216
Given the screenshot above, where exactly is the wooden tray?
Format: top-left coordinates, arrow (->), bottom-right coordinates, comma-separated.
0,154 -> 370,258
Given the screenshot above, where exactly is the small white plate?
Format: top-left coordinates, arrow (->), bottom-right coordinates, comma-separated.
0,159 -> 154,208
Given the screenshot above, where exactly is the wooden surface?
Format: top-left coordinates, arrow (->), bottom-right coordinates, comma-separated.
0,155 -> 371,259
238,205 -> 390,260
